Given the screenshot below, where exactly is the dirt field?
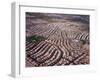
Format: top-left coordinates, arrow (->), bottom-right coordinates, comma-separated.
25,12 -> 89,67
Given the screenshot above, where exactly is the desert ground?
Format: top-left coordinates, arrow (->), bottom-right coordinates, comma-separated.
25,12 -> 89,67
